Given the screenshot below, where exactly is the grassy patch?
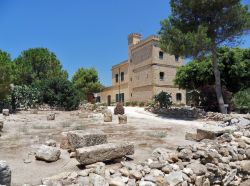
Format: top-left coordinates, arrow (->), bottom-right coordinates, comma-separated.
146,131 -> 167,138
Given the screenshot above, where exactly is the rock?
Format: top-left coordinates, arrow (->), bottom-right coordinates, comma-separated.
2,109 -> 9,116
185,132 -> 197,141
161,164 -> 173,174
241,136 -> 250,145
76,142 -> 134,165
165,171 -> 183,186
139,181 -> 156,186
0,160 -> 11,186
47,113 -> 55,120
182,168 -> 193,176
152,148 -> 169,162
89,173 -> 108,186
60,132 -> 71,150
103,109 -> 112,122
69,152 -> 76,158
178,148 -> 192,161
129,170 -> 142,180
238,118 -> 250,126
35,145 -> 61,162
186,162 -> 207,176
109,176 -> 126,186
240,179 -> 250,186
45,139 -> 57,147
119,167 -> 130,177
0,120 -> 3,131
42,172 -> 71,185
223,169 -> 237,186
239,160 -> 250,174
67,130 -> 107,151
246,148 -> 250,159
149,162 -> 165,169
196,128 -> 226,141
118,114 -> 127,124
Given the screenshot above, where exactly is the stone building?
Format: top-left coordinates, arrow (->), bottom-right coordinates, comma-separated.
100,33 -> 186,105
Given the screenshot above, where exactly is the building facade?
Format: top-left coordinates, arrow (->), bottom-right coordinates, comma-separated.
100,33 -> 186,105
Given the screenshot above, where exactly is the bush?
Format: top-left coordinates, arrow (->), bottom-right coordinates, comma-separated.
154,91 -> 172,108
139,102 -> 145,107
199,85 -> 232,112
131,101 -> 138,107
9,85 -> 41,111
114,102 -> 125,115
40,78 -> 80,111
125,102 -> 131,106
232,88 -> 250,113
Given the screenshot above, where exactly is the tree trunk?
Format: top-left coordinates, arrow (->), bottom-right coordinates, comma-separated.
212,47 -> 226,113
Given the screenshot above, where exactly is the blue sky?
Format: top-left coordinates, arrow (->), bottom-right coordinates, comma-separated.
0,0 -> 249,86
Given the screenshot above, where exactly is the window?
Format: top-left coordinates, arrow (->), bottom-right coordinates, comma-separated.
175,55 -> 179,62
116,93 -> 124,102
159,72 -> 164,80
176,93 -> 182,101
115,74 -> 119,83
121,72 -> 124,81
131,93 -> 132,97
159,51 -> 164,59
116,94 -> 119,102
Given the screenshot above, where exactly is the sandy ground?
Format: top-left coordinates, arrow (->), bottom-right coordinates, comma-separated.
0,107 -> 214,185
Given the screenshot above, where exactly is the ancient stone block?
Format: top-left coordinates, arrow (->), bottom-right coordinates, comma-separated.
67,130 -> 107,151
118,114 -> 127,124
2,109 -> 9,116
196,128 -> 226,141
47,113 -> 55,120
103,109 -> 112,122
35,145 -> 61,162
76,142 -> 134,165
60,132 -> 71,150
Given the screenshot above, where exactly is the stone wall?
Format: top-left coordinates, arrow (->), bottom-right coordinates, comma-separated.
153,107 -> 205,119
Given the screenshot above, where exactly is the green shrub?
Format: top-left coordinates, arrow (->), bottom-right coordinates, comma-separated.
139,102 -> 145,107
131,101 -> 138,107
125,102 -> 131,106
233,88 -> 250,113
9,85 -> 41,110
154,91 -> 172,108
40,77 -> 80,111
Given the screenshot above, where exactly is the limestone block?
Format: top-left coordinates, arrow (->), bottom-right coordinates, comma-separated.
76,142 -> 134,165
67,130 -> 107,151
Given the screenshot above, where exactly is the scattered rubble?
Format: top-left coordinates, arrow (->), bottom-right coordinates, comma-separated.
45,139 -> 57,147
41,123 -> 250,185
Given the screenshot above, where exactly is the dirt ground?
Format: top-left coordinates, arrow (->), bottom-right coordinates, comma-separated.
0,107 -> 216,185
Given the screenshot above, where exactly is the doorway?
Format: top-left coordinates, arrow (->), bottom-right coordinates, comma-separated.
107,95 -> 111,106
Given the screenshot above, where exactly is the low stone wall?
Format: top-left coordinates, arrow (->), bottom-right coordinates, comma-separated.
153,107 -> 206,119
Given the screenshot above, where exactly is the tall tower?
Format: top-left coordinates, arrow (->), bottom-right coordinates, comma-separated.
128,33 -> 142,46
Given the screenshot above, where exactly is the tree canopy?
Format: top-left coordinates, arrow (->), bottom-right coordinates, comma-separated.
13,48 -> 68,86
0,50 -> 13,100
72,67 -> 103,100
175,47 -> 250,93
159,0 -> 250,113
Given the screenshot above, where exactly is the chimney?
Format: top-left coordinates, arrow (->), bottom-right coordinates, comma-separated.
128,33 -> 142,46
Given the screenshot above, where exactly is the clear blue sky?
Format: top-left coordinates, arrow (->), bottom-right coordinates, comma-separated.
0,0 -> 249,86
